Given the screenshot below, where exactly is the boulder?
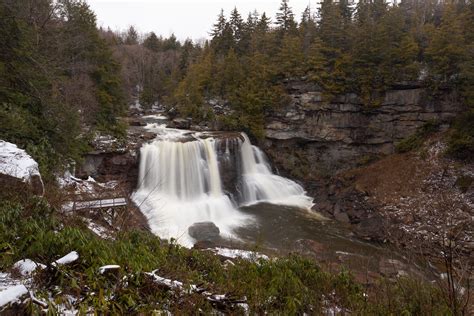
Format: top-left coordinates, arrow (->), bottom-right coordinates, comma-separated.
172,118 -> 191,129
0,141 -> 44,196
354,216 -> 386,242
188,222 -> 220,241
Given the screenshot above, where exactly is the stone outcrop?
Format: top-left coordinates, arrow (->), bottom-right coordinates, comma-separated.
188,222 -> 220,242
76,125 -> 157,192
263,80 -> 462,173
257,80 -> 465,242
0,141 -> 44,196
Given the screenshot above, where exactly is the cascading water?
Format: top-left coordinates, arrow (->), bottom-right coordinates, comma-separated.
240,134 -> 314,208
132,125 -> 313,246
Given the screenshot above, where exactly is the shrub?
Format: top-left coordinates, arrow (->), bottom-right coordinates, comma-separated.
446,110 -> 474,161
0,196 -> 459,314
396,120 -> 439,153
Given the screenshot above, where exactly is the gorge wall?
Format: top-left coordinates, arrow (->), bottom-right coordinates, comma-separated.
262,80 -> 463,178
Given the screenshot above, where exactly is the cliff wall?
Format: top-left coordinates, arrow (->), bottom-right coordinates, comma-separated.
263,80 -> 463,176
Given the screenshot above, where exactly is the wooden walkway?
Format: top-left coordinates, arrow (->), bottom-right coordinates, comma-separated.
69,197 -> 127,211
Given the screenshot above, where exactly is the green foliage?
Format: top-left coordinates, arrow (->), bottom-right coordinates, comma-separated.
446,110 -> 474,161
396,121 -> 439,153
170,0 -> 470,136
0,196 -> 456,314
0,0 -> 126,177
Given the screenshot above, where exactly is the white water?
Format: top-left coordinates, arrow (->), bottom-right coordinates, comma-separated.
132,128 -> 313,247
240,134 -> 314,208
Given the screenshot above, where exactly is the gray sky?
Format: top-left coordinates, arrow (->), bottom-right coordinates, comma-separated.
87,0 -> 315,41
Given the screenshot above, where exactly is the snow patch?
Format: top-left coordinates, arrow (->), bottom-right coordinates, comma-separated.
0,284 -> 28,308
13,259 -> 46,276
53,251 -> 79,266
145,271 -> 184,290
211,248 -> 269,261
0,140 -> 41,181
85,219 -> 111,239
98,265 -> 120,274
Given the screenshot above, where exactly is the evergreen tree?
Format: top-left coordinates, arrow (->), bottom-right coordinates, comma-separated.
300,6 -> 317,51
317,0 -> 352,98
125,25 -> 139,45
143,32 -> 161,51
210,9 -> 234,54
211,9 -> 226,38
276,0 -> 297,34
257,12 -> 271,33
163,34 -> 180,51
425,4 -> 469,89
276,35 -> 305,78
306,38 -> 328,86
230,7 -> 244,43
247,10 -> 260,31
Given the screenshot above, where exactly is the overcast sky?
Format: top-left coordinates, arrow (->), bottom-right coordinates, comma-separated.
87,0 -> 315,41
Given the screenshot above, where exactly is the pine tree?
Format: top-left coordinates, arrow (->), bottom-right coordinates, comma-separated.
306,38 -> 328,86
143,32 -> 161,52
210,9 -> 234,55
240,11 -> 259,54
230,7 -> 244,42
257,12 -> 271,33
247,10 -> 260,31
317,0 -> 352,98
125,25 -> 139,45
211,9 -> 226,38
425,4 -> 468,87
163,34 -> 180,51
300,6 -> 317,51
276,0 -> 297,34
276,35 -> 305,78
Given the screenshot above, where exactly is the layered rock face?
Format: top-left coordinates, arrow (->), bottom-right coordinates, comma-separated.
263,80 -> 463,174
75,130 -> 156,192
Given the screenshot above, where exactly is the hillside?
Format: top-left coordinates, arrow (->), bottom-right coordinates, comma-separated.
1,0 -> 473,314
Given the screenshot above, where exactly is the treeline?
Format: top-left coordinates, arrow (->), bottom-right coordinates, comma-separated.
163,0 -> 473,138
1,0 -> 473,176
100,27 -> 200,110
0,0 -> 126,175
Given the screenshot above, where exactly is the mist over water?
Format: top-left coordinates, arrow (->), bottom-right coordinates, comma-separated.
132,128 -> 313,247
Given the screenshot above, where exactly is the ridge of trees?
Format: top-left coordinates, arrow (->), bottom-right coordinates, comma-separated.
164,0 -> 473,138
1,0 -> 473,174
0,0 -> 126,176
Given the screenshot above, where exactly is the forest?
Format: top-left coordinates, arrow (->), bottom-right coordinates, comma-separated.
0,0 -> 473,314
1,0 -> 473,177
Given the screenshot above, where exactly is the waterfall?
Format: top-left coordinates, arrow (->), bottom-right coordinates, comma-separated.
240,134 -> 314,208
132,129 -> 313,247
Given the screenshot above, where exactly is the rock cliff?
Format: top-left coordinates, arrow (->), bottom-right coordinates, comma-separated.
263,80 -> 463,175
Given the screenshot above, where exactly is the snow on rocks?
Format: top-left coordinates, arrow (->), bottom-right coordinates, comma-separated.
85,218 -> 112,239
91,133 -> 124,153
145,270 -> 249,312
0,273 -> 23,292
58,172 -> 119,196
13,259 -> 46,276
53,251 -> 79,266
0,141 -> 40,180
0,140 -> 44,195
0,284 -> 29,309
145,270 -> 186,291
210,247 -> 269,261
98,265 -> 120,275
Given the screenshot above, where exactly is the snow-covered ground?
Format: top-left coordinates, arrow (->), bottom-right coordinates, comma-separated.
0,254 -> 78,312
